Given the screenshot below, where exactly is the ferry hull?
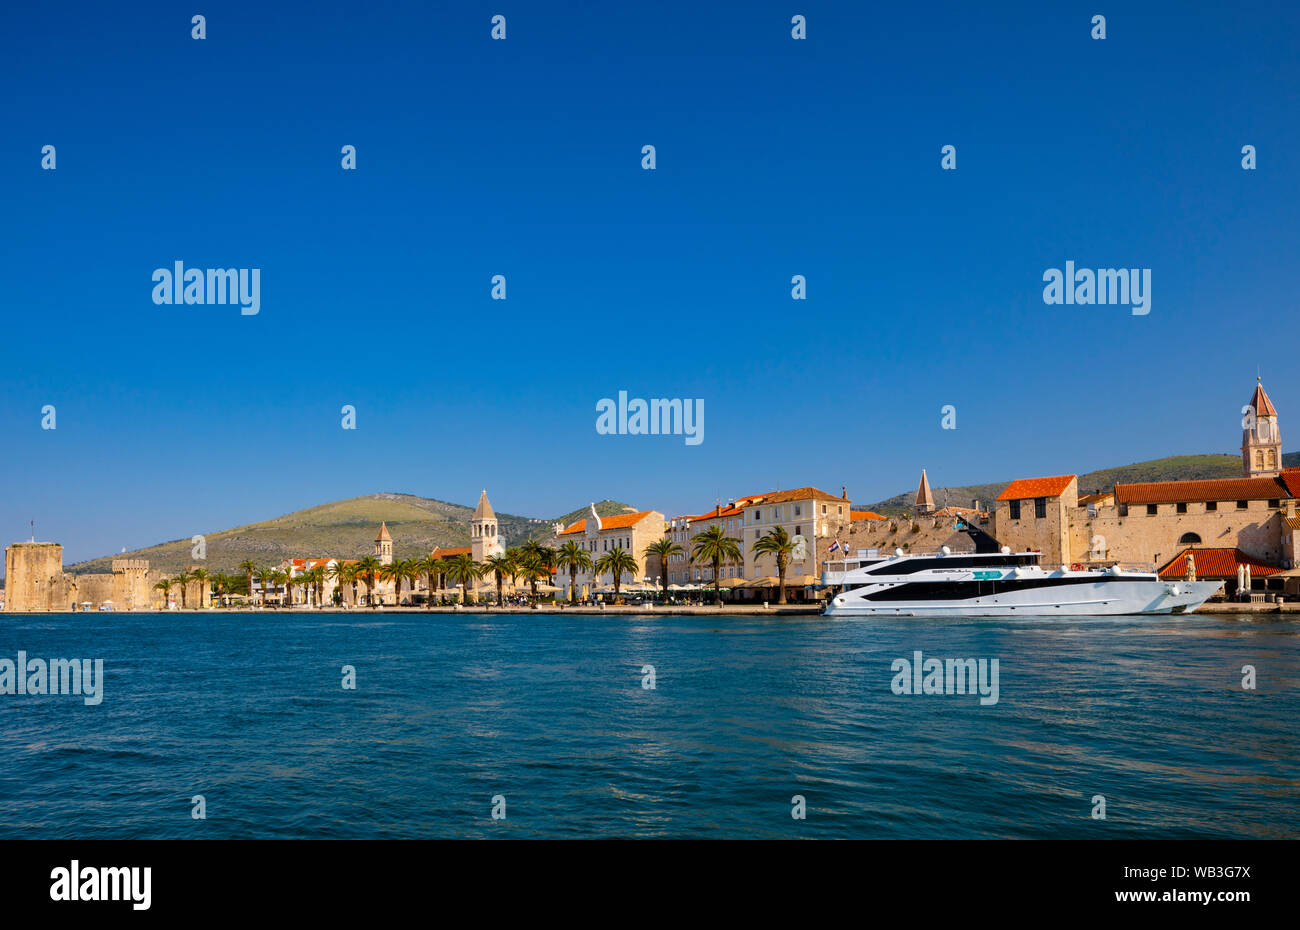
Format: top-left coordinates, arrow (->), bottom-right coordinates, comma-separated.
823,579 -> 1224,618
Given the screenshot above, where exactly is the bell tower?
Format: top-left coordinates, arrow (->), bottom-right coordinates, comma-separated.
1242,378 -> 1282,478
374,522 -> 393,565
471,490 -> 503,561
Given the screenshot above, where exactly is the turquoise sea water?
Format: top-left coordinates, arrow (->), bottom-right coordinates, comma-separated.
0,611 -> 1296,839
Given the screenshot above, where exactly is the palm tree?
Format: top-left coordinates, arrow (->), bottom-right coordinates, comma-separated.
237,560 -> 258,602
329,561 -> 353,607
310,566 -> 326,607
752,525 -> 797,604
191,568 -> 210,608
412,555 -> 439,607
482,553 -> 515,605
518,541 -> 556,599
354,556 -> 382,607
265,569 -> 287,607
284,570 -> 299,607
691,525 -> 742,604
443,553 -> 483,606
555,541 -> 593,604
174,570 -> 193,609
381,559 -> 416,606
254,567 -> 274,606
594,546 -> 639,605
643,537 -> 683,600
153,578 -> 173,609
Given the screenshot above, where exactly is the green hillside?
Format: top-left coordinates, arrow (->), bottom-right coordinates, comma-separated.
66,494 -> 637,576
866,453 -> 1281,516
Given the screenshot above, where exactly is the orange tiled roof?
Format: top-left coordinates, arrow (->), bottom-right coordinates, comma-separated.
430,546 -> 472,559
997,475 -> 1077,501
737,487 -> 847,506
1114,476 -> 1290,505
930,506 -> 986,519
677,506 -> 743,522
1158,547 -> 1282,579
1249,381 -> 1278,418
559,510 -> 657,535
851,511 -> 888,521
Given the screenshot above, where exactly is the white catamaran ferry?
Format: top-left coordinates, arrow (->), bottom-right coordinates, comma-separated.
821,524 -> 1222,617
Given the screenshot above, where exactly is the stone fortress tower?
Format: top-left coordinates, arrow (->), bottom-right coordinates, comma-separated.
1242,378 -> 1282,478
374,522 -> 393,566
3,544 -> 162,611
4,543 -> 72,611
470,490 -> 504,562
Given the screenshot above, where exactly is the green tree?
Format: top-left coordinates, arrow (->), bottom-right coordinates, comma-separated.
690,525 -> 742,604
443,553 -> 484,606
174,570 -> 193,609
153,578 -> 173,609
555,541 -> 593,604
751,525 -> 797,604
191,568 -> 211,608
354,556 -> 382,607
594,546 -> 638,605
329,562 -> 354,607
381,558 -> 416,606
482,553 -> 516,605
643,537 -> 683,600
237,560 -> 258,603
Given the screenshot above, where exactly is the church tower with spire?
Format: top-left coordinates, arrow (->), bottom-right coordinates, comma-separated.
471,490 -> 504,562
914,469 -> 936,515
374,521 -> 393,565
1242,378 -> 1282,478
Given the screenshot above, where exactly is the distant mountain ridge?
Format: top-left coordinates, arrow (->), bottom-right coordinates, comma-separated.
864,453 -> 1300,516
66,494 -> 636,576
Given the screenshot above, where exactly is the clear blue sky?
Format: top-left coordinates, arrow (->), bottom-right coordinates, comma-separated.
2,1 -> 1297,564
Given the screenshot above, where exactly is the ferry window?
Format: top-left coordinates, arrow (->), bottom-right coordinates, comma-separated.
1236,500 -> 1248,510
1206,501 -> 1217,511
1176,502 -> 1187,514
1009,500 -> 1021,520
1146,504 -> 1158,515
1034,498 -> 1047,519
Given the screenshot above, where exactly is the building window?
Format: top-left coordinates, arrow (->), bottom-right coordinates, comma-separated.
1176,502 -> 1187,514
1119,503 -> 1129,517
1147,504 -> 1158,515
794,505 -> 802,516
1269,499 -> 1280,508
1206,501 -> 1217,512
1009,500 -> 1021,520
1034,498 -> 1047,519
753,509 -> 761,521
1179,532 -> 1202,544
1237,500 -> 1248,510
